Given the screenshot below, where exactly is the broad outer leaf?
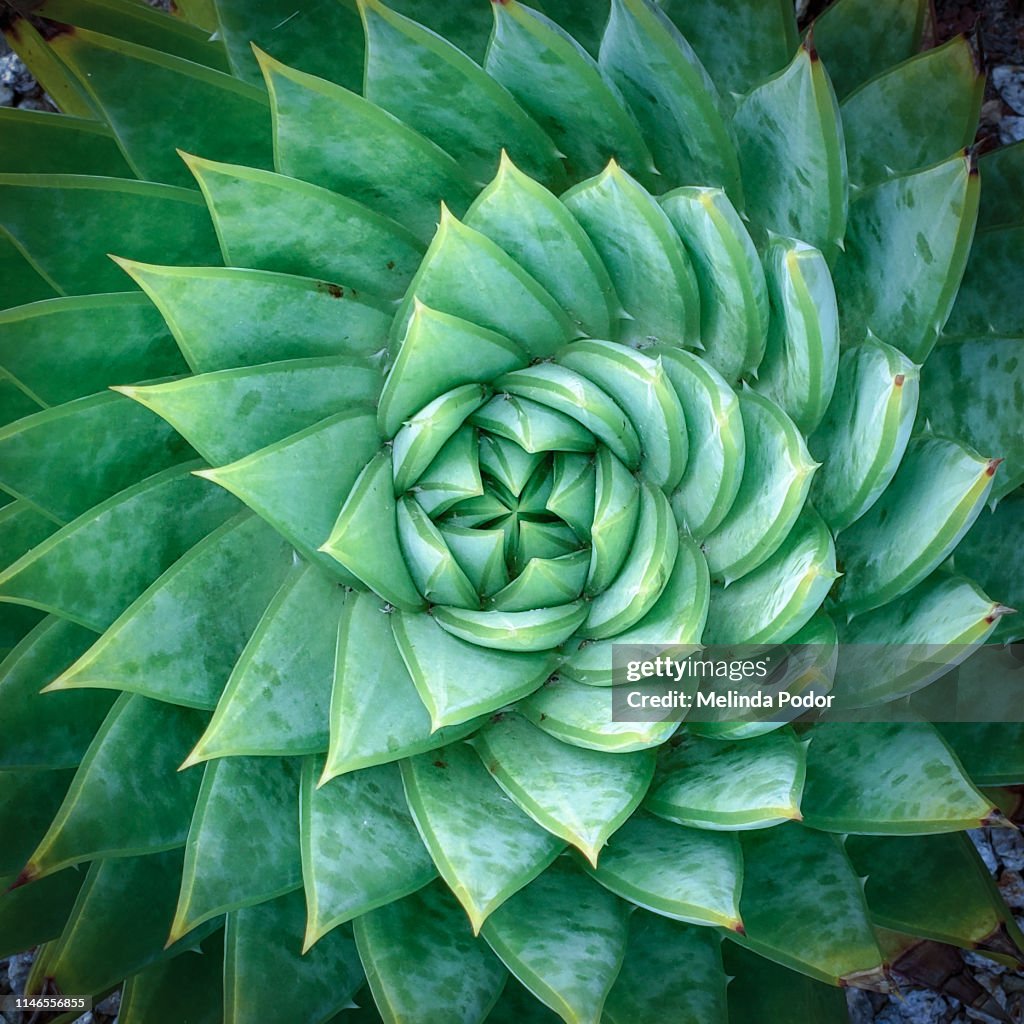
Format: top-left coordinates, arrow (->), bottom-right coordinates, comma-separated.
801,722 -> 995,833
354,880 -> 508,1024
401,744 -> 564,933
733,824 -> 884,988
171,756 -> 303,940
470,714 -> 655,865
481,857 -> 631,1024
301,760 -> 436,949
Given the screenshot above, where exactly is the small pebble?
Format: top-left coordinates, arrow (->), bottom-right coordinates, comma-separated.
993,831 -> 1024,873
993,65 -> 1024,115
1000,115 -> 1024,144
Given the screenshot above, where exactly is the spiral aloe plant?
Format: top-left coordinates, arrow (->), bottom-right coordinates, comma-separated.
1,0 -> 1024,1021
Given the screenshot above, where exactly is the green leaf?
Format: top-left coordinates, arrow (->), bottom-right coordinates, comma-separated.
520,676 -> 678,753
171,756 -> 303,940
484,978 -> 562,1024
482,857 -> 630,1024
495,365 -> 640,471
604,914 -> 729,1024
660,186 -> 768,381
0,230 -> 57,310
733,44 -> 847,258
655,348 -> 745,539
0,869 -> 84,961
835,436 -> 997,615
398,496 -> 480,608
120,932 -> 224,1024
1,15 -> 98,118
392,384 -> 490,494
321,450 -> 426,611
704,507 -> 837,645
661,0 -> 799,98
840,36 -> 983,187
392,207 -> 576,359
432,602 -> 588,653
489,550 -> 589,612
0,293 -> 185,405
380,304 -> 526,439
831,153 -> 979,362
354,880 -> 508,1024
0,107 -> 132,176
485,1 -> 655,185
937,722 -> 1024,786
120,262 -> 392,374
46,848 -> 220,996
214,0 -> 364,90
724,940 -> 852,1024
185,566 -> 345,762
833,574 -> 1006,708
732,824 -> 884,987
470,714 -> 655,864
471,394 -> 594,455
201,409 -> 380,583
392,609 -> 555,726
464,152 -> 618,338
401,744 -> 564,934
259,48 -> 476,244
359,0 -> 563,187
560,535 -> 709,687
324,593 -> 486,780
808,336 -> 919,532
647,731 -> 806,830
31,0 -> 228,68
558,339 -> 688,490
810,0 -> 928,100
0,174 -> 220,295
0,391 -> 195,523
49,513 -> 292,710
977,140 -> 1024,229
478,436 -> 547,501
580,481 -> 678,639
0,463 -> 239,631
800,722 -> 995,833
754,237 -> 839,434
586,813 -> 742,929
0,767 -> 75,876
921,335 -> 1024,499
225,889 -> 364,1024
119,356 -> 380,466
545,453 -> 595,540
846,832 -> 1024,958
944,225 -> 1024,336
26,694 -> 204,879
0,501 -> 60,577
562,164 -> 700,348
185,155 -> 422,300
300,760 -> 435,949
701,390 -> 816,584
952,490 -> 1024,643
51,28 -> 271,188
417,428 -> 485,518
600,0 -> 741,201
0,616 -> 113,770
582,446 -> 638,595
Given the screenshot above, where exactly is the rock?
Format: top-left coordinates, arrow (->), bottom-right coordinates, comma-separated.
1000,116 -> 1024,145
993,65 -> 1024,115
0,84 -> 13,107
847,987 -> 877,1024
0,53 -> 36,95
992,830 -> 1024,873
973,830 -> 1000,873
1000,870 -> 1024,910
875,988 -> 954,1023
6,950 -> 33,995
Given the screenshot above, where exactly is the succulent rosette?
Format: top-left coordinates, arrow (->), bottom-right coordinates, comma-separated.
1,0 -> 1023,1021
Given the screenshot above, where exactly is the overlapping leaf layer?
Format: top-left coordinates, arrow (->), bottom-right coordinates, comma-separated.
1,0 -> 1023,1022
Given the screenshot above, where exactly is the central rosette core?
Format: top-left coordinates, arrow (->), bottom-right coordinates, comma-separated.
322,301 -> 689,655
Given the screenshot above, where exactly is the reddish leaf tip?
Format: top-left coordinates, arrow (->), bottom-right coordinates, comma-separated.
893,374 -> 906,388
985,458 -> 1004,477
